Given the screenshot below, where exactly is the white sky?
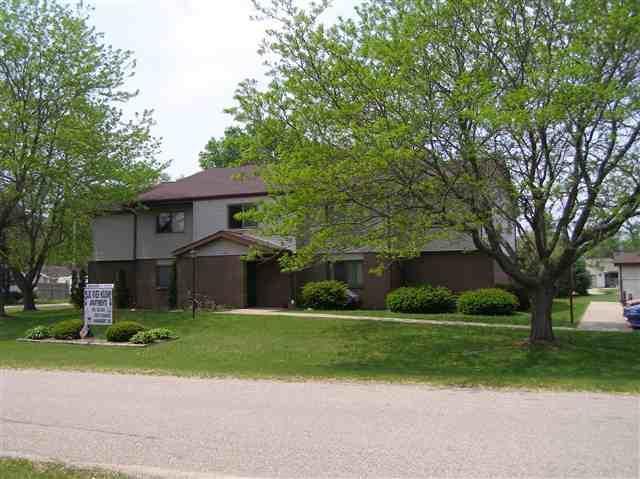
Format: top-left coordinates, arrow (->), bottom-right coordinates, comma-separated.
89,0 -> 358,179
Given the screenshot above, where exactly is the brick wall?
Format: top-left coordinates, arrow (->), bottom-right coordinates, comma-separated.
402,251 -> 495,292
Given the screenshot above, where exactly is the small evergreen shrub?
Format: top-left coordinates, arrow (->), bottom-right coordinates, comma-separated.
24,325 -> 51,340
70,269 -> 86,309
495,283 -> 531,311
130,330 -> 156,344
458,288 -> 518,315
51,319 -> 84,340
300,280 -> 349,309
386,285 -> 457,314
556,258 -> 592,297
148,328 -> 176,340
106,321 -> 146,343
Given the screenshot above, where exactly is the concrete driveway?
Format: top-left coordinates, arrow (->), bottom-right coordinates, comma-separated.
1,370 -> 638,478
578,302 -> 631,332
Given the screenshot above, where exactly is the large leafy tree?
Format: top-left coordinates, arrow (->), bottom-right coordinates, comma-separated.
198,126 -> 248,169
232,0 -> 640,342
0,0 -> 164,311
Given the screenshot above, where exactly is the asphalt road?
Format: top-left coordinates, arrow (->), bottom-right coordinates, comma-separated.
1,370 -> 638,478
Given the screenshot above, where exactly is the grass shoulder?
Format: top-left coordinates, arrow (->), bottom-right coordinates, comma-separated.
0,307 -> 637,393
0,458 -> 127,479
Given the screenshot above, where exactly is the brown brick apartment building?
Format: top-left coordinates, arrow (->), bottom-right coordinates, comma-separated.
90,166 -> 509,309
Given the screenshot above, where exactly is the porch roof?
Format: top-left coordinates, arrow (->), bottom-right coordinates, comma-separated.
613,253 -> 640,265
172,230 -> 292,257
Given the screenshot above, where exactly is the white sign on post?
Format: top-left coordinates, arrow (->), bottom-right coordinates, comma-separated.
84,284 -> 114,325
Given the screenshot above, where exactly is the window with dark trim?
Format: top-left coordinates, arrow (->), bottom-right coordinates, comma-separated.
334,260 -> 363,289
228,203 -> 257,229
156,212 -> 185,233
156,264 -> 172,289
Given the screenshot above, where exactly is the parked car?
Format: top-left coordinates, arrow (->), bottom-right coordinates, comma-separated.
622,304 -> 640,329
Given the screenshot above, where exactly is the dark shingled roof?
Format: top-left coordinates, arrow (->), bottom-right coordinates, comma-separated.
613,252 -> 640,265
138,166 -> 267,203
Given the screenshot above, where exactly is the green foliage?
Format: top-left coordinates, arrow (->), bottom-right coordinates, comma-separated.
199,126 -> 248,169
105,321 -> 146,343
458,289 -> 518,316
114,270 -> 129,309
6,291 -> 22,305
51,319 -> 84,340
24,325 -> 51,340
70,270 -> 86,309
129,330 -> 155,344
230,0 -> 640,340
168,263 -> 177,310
3,307 -> 639,392
556,259 -> 592,297
495,284 -> 531,312
300,280 -> 349,309
148,328 -> 177,340
386,286 -> 457,314
0,0 -> 165,300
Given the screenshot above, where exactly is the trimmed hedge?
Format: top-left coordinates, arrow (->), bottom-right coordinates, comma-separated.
386,285 -> 457,314
300,280 -> 349,309
458,288 -> 518,315
495,283 -> 531,311
24,325 -> 51,340
51,319 -> 84,340
106,321 -> 146,343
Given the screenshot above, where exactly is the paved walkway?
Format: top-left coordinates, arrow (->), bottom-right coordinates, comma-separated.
226,308 -> 581,331
578,302 -> 631,332
1,369 -> 638,478
5,303 -> 71,312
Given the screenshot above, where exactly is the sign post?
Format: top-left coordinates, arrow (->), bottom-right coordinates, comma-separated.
82,284 -> 114,338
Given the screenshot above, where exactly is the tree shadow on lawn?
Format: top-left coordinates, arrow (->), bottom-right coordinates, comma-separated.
0,308 -> 76,339
324,321 -> 640,391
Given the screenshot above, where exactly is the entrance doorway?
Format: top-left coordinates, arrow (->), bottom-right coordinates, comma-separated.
246,261 -> 257,307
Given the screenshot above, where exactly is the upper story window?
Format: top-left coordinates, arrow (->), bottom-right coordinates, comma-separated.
334,260 -> 364,289
156,212 -> 185,234
228,203 -> 257,229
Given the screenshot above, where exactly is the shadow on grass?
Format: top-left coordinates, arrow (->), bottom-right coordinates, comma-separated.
323,320 -> 640,390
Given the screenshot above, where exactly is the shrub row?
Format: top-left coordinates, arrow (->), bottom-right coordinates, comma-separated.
458,288 -> 518,315
51,319 -> 84,340
105,321 -> 146,342
24,320 -> 176,345
386,286 -> 457,314
299,279 -> 526,315
387,285 -> 520,316
299,280 -> 349,310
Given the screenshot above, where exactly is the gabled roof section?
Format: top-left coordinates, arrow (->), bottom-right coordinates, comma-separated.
613,252 -> 640,265
172,230 -> 292,257
138,165 -> 267,203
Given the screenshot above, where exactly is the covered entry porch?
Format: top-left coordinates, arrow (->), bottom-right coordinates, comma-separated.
173,230 -> 294,309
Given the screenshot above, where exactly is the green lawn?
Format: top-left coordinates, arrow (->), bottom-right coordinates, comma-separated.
0,306 -> 638,392
0,458 -> 127,479
296,295 -> 599,328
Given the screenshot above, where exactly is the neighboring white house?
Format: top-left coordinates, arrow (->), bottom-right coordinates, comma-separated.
585,258 -> 619,288
613,253 -> 640,303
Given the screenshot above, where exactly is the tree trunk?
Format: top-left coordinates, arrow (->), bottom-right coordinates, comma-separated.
22,285 -> 37,311
530,283 -> 555,342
